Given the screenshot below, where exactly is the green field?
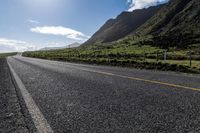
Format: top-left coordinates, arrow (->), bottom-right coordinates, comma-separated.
147,59 -> 200,70
0,52 -> 17,58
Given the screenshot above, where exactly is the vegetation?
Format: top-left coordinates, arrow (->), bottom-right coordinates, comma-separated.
136,0 -> 200,48
0,52 -> 17,58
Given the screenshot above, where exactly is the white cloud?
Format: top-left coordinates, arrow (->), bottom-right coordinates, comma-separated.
27,19 -> 40,24
127,0 -> 168,11
0,38 -> 37,52
30,26 -> 90,42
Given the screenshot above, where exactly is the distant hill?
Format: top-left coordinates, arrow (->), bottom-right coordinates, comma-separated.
40,47 -> 65,51
136,0 -> 200,48
67,42 -> 81,48
40,42 -> 81,51
83,5 -> 163,45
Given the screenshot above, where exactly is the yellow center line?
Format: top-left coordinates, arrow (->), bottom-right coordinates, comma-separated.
78,68 -> 200,92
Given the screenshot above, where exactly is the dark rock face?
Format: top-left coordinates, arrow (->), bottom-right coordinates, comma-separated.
83,5 -> 162,45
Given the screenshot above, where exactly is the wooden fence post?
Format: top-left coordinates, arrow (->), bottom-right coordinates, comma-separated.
164,50 -> 167,62
156,50 -> 158,61
189,49 -> 192,67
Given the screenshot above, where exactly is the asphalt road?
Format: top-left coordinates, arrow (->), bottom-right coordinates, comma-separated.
7,56 -> 200,133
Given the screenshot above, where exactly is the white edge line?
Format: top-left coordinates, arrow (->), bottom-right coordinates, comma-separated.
7,58 -> 54,133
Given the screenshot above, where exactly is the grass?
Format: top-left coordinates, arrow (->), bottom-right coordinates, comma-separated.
165,60 -> 200,69
0,52 -> 17,58
147,59 -> 200,70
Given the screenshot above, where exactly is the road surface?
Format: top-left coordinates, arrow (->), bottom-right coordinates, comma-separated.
7,56 -> 200,132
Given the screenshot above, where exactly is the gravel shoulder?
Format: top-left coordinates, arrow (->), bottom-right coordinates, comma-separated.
0,58 -> 29,132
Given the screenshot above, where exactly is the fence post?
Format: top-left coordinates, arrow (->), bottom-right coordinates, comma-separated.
164,50 -> 167,62
144,50 -> 146,61
189,49 -> 192,67
156,50 -> 158,61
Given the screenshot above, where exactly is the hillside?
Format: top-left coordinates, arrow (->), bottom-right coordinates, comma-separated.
68,42 -> 81,48
136,0 -> 200,48
83,5 -> 162,45
84,0 -> 200,48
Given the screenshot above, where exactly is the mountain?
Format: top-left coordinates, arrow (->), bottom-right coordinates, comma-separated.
136,0 -> 200,48
67,42 -> 81,48
40,47 -> 65,51
83,0 -> 200,48
83,5 -> 163,45
40,42 -> 81,51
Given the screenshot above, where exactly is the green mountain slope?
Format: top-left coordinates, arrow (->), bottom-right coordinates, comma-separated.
136,0 -> 200,48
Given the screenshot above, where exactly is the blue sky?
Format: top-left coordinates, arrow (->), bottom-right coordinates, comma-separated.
0,0 -> 168,52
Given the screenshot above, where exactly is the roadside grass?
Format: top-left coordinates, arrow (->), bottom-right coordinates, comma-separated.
164,60 -> 200,69
147,59 -> 200,71
0,52 -> 17,58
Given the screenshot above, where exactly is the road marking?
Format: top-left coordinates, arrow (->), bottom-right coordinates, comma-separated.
7,60 -> 54,133
76,68 -> 200,92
